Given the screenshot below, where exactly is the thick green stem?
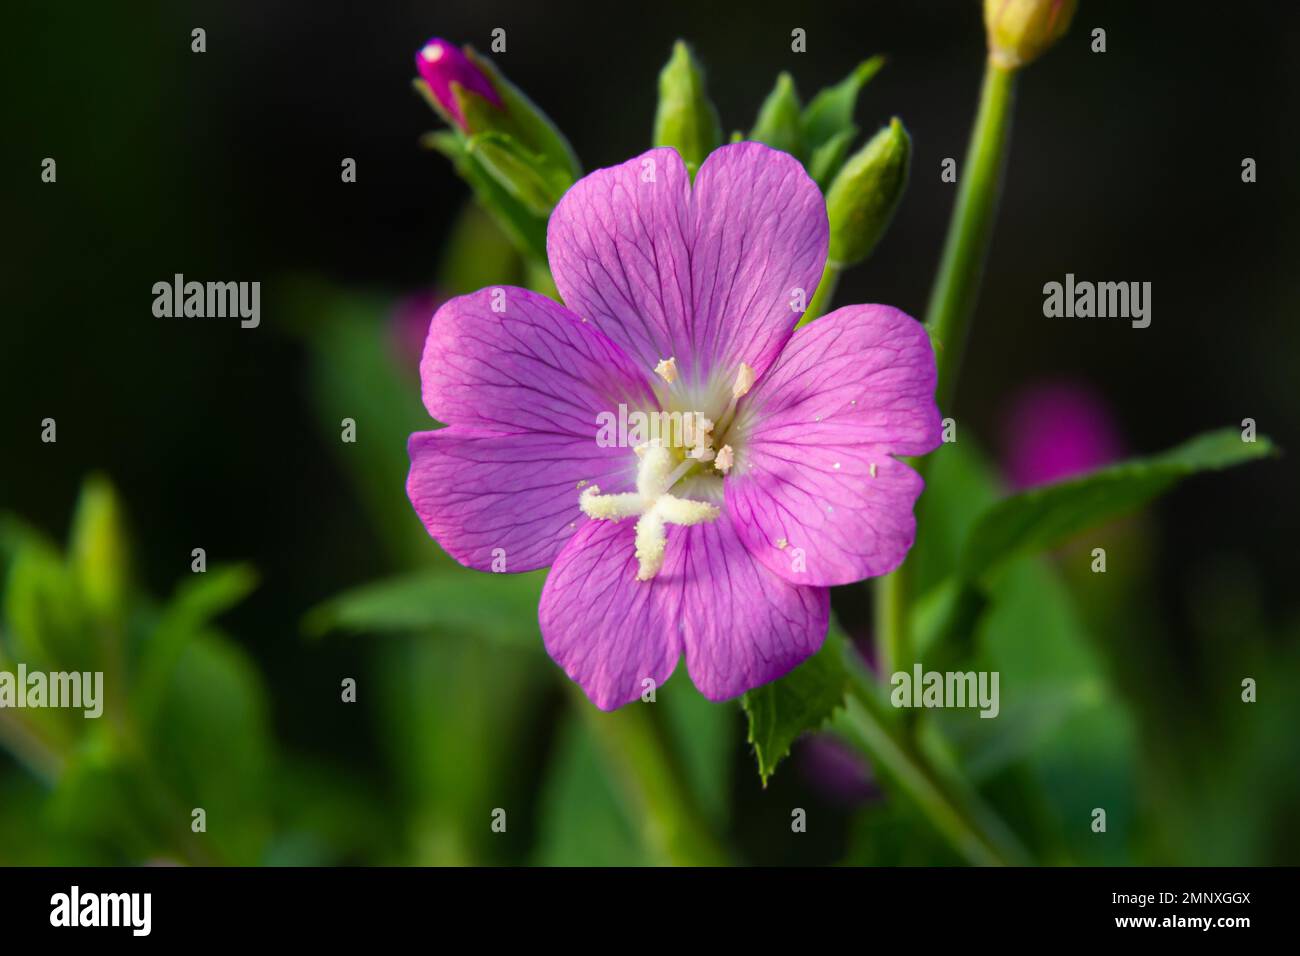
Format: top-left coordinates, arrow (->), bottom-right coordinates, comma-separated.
835,668 -> 1030,866
576,691 -> 728,866
874,58 -> 1017,676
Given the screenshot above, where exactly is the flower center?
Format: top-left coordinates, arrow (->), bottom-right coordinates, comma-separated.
579,359 -> 755,581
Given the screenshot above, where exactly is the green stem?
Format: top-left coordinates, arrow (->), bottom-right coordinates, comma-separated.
924,58 -> 1017,411
835,668 -> 1030,866
798,261 -> 842,328
874,58 -> 1018,677
576,691 -> 728,866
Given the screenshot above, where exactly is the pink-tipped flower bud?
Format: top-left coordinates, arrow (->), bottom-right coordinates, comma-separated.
984,0 -> 1078,70
415,37 -> 502,131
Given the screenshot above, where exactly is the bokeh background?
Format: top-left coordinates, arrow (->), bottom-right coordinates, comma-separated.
3,0 -> 1298,865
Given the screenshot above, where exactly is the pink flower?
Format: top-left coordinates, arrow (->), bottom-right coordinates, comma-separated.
407,143 -> 941,709
414,38 -> 502,132
1002,380 -> 1122,489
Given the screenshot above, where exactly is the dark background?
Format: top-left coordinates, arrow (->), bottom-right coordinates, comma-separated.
4,0 -> 1298,862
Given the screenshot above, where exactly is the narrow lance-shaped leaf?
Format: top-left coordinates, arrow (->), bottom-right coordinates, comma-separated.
960,427 -> 1277,581
802,56 -> 884,152
304,568 -> 546,649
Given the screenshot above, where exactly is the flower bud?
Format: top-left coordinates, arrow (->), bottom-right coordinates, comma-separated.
653,41 -> 722,175
984,0 -> 1078,70
749,72 -> 805,159
70,473 -> 129,625
415,37 -> 502,132
825,118 -> 911,268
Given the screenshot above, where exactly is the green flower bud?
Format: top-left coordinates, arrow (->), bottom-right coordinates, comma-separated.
653,41 -> 722,175
984,0 -> 1078,70
825,118 -> 911,268
70,473 -> 129,625
749,72 -> 805,159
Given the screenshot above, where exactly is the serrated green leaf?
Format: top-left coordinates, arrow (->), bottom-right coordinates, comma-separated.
742,626 -> 849,784
960,428 -> 1276,581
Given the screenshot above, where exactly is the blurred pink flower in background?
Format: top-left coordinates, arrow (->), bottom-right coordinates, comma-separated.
1001,380 -> 1123,489
798,735 -> 880,806
391,291 -> 443,373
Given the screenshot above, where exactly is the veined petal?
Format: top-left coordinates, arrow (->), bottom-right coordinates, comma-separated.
671,514 -> 830,701
547,143 -> 827,388
539,510 -> 828,709
688,142 -> 828,383
539,518 -> 682,710
408,427 -> 637,573
726,304 -> 941,586
420,285 -> 656,437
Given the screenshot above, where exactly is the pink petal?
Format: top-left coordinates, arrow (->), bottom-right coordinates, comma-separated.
671,514 -> 830,702
420,286 -> 656,437
539,519 -> 683,710
726,304 -> 941,586
547,143 -> 827,387
539,512 -> 828,709
408,428 -> 637,573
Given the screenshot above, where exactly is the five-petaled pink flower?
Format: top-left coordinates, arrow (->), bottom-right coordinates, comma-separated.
407,143 -> 941,709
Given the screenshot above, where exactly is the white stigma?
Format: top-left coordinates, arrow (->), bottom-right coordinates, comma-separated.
654,357 -> 678,384
579,443 -> 719,581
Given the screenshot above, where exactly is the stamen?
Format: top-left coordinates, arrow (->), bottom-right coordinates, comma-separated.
714,445 -> 734,474
732,362 -> 755,398
654,357 -> 678,384
715,361 -> 757,439
578,443 -> 720,580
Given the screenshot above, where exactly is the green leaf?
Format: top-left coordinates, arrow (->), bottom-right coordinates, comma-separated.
960,428 -> 1277,582
2,534 -> 88,672
742,626 -> 849,785
533,713 -> 649,866
465,131 -> 565,215
806,126 -> 858,190
134,563 -> 258,721
422,129 -> 549,263
304,567 -> 545,648
748,72 -> 805,158
802,56 -> 884,152
464,46 -> 582,182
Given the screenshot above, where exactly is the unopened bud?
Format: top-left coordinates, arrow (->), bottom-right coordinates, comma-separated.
415,37 -> 502,131
825,118 -> 911,267
984,0 -> 1078,70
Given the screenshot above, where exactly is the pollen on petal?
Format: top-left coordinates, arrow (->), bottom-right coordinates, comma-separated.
655,357 -> 678,384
